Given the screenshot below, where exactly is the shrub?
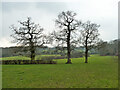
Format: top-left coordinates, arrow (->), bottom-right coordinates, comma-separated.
2,59 -> 57,65
0,60 -> 2,64
71,51 -> 83,58
1,55 -> 67,65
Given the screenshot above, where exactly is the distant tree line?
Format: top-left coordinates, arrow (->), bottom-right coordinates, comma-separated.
1,39 -> 118,58
96,39 -> 118,56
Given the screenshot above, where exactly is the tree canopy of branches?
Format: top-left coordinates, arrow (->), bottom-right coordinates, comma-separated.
51,11 -> 81,64
10,17 -> 46,61
80,21 -> 100,63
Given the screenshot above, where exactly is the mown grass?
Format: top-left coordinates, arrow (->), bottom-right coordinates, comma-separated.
2,55 -> 118,88
0,56 -> 30,60
0,54 -> 60,60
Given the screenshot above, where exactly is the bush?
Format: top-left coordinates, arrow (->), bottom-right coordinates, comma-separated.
0,60 -> 2,64
71,51 -> 83,58
40,56 -> 65,61
1,55 -> 66,65
2,60 -> 57,65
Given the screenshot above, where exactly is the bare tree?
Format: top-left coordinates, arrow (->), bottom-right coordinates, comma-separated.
80,21 -> 100,63
51,11 -> 81,64
10,17 -> 46,61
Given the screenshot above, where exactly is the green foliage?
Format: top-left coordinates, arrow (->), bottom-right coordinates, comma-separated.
2,55 -> 118,88
2,60 -> 57,64
97,39 -> 118,56
71,50 -> 83,58
1,55 -> 66,64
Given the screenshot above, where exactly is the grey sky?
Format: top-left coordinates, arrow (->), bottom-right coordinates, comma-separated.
1,0 -> 118,47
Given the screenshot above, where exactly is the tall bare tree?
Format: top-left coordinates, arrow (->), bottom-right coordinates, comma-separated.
52,11 -> 81,64
10,17 -> 46,61
80,21 -> 100,63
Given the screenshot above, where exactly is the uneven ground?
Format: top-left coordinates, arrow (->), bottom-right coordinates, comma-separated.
2,55 -> 118,88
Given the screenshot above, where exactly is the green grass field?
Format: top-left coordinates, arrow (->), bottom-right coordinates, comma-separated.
2,55 -> 118,88
0,54 -> 60,60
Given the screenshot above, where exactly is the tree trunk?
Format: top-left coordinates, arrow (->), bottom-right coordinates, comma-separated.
85,49 -> 88,63
29,33 -> 35,61
66,27 -> 72,64
30,42 -> 35,61
85,38 -> 88,63
31,48 -> 35,61
66,43 -> 72,64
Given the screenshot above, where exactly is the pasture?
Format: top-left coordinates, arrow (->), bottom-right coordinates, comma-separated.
2,55 -> 118,88
0,54 -> 60,60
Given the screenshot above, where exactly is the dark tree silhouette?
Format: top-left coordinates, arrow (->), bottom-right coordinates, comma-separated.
52,11 -> 81,64
80,21 -> 100,63
10,17 -> 46,61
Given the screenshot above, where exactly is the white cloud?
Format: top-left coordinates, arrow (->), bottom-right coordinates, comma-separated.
0,37 -> 16,47
65,0 -> 118,41
1,0 -> 119,47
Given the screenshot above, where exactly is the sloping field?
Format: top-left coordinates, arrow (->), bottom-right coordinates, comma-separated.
0,54 -> 60,60
2,55 -> 118,88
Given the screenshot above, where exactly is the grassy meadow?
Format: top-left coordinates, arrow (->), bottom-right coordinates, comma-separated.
0,54 -> 60,60
2,55 -> 118,88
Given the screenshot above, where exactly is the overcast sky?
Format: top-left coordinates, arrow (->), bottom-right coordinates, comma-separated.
0,0 -> 119,47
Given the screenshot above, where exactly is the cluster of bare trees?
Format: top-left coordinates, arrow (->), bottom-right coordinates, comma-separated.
10,11 -> 100,64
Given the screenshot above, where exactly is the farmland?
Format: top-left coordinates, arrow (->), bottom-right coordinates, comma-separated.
2,55 -> 118,88
0,54 -> 60,60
